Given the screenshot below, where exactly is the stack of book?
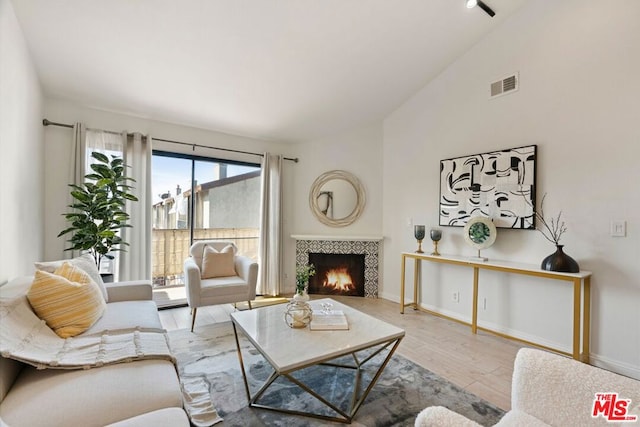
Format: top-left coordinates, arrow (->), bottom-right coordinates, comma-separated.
310,310 -> 349,330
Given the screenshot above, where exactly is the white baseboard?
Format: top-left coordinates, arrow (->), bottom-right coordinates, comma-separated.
378,292 -> 640,381
475,318 -> 572,354
589,354 -> 640,380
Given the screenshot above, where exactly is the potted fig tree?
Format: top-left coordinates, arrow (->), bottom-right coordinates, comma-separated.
58,151 -> 138,269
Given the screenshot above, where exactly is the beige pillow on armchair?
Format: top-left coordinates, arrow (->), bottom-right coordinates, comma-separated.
201,245 -> 236,279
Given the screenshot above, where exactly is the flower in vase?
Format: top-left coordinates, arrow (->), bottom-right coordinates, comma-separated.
295,264 -> 316,295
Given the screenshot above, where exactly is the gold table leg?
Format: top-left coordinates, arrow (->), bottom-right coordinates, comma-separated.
232,322 -> 252,401
572,279 -> 581,361
582,276 -> 591,363
400,254 -> 406,314
472,267 -> 479,334
413,258 -> 420,310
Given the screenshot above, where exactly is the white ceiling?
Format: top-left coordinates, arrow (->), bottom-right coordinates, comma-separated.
12,0 -> 528,143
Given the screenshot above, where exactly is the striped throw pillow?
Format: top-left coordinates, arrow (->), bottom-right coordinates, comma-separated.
27,263 -> 106,338
34,253 -> 109,302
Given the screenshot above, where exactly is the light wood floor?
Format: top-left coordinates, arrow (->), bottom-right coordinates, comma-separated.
158,295 -> 525,411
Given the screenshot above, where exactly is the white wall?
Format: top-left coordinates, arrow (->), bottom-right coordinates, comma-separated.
0,0 -> 44,283
286,122 -> 383,289
204,175 -> 261,229
383,0 -> 640,378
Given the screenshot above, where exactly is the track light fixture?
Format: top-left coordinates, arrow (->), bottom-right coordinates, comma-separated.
465,0 -> 495,17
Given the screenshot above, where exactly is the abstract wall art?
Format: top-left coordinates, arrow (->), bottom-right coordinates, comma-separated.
439,145 -> 537,229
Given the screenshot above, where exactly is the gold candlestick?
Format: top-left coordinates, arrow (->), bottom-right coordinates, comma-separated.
430,229 -> 442,256
414,225 -> 426,254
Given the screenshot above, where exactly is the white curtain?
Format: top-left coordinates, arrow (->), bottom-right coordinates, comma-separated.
84,129 -> 124,169
257,153 -> 283,296
67,123 -> 86,259
82,130 -> 152,281
120,133 -> 152,281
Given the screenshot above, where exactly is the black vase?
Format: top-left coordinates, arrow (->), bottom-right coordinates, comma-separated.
541,245 -> 579,273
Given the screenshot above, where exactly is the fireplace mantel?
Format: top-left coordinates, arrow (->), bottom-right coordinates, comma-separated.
293,235 -> 382,298
291,235 -> 383,242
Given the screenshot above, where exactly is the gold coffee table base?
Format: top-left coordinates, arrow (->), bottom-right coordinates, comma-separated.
232,323 -> 402,424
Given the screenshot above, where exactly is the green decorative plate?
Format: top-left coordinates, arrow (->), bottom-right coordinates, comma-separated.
463,216 -> 497,250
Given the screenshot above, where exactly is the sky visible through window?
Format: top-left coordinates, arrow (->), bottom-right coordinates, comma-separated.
152,155 -> 259,204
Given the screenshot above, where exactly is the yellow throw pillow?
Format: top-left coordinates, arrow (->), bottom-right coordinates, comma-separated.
55,261 -> 97,286
201,245 -> 237,279
27,263 -> 106,338
34,253 -> 109,302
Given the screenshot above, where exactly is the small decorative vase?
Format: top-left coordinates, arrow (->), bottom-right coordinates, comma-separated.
293,289 -> 310,302
284,300 -> 313,328
541,245 -> 580,273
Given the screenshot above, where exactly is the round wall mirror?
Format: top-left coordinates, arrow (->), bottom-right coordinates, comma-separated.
309,170 -> 365,227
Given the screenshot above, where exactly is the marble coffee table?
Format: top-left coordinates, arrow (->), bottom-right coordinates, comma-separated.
230,297 -> 405,423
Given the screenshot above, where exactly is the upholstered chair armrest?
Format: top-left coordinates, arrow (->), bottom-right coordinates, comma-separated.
414,406 -> 482,427
105,280 -> 152,302
184,257 -> 203,307
511,348 -> 640,426
234,255 -> 258,298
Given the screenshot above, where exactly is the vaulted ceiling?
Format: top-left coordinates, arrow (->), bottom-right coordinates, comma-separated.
12,0 -> 529,142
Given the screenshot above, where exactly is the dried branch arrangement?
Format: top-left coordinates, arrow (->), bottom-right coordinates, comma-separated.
532,193 -> 567,245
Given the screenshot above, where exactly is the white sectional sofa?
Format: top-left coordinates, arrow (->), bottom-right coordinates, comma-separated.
0,275 -> 190,427
415,347 -> 640,426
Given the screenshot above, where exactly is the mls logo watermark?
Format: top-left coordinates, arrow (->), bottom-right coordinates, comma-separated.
592,392 -> 638,422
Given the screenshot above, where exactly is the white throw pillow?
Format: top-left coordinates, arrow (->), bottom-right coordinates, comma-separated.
35,253 -> 108,302
201,245 -> 236,279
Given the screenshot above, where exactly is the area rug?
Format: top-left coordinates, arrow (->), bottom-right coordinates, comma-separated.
168,322 -> 505,426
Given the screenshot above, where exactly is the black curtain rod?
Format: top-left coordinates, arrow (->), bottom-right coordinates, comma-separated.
42,118 -> 299,163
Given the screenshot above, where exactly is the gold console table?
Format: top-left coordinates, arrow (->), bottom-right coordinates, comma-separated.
400,252 -> 592,362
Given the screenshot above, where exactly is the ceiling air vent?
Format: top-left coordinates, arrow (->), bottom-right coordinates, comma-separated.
490,73 -> 519,98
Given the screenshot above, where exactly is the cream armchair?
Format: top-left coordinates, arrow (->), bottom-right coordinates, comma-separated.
415,348 -> 640,426
183,240 -> 258,331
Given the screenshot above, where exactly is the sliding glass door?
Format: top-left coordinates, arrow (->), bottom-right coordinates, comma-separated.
151,151 -> 261,307
191,160 -> 262,259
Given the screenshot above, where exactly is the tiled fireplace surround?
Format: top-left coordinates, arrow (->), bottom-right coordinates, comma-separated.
292,235 -> 383,298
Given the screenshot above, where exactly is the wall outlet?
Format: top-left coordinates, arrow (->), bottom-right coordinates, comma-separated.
452,291 -> 460,303
483,298 -> 487,311
611,220 -> 626,237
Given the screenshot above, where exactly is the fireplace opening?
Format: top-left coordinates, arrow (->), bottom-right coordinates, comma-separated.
308,253 -> 365,297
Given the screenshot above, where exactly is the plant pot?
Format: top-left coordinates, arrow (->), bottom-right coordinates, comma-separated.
541,245 -> 579,273
100,273 -> 114,283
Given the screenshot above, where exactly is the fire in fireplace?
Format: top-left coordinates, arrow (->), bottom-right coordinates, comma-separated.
308,253 -> 365,297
